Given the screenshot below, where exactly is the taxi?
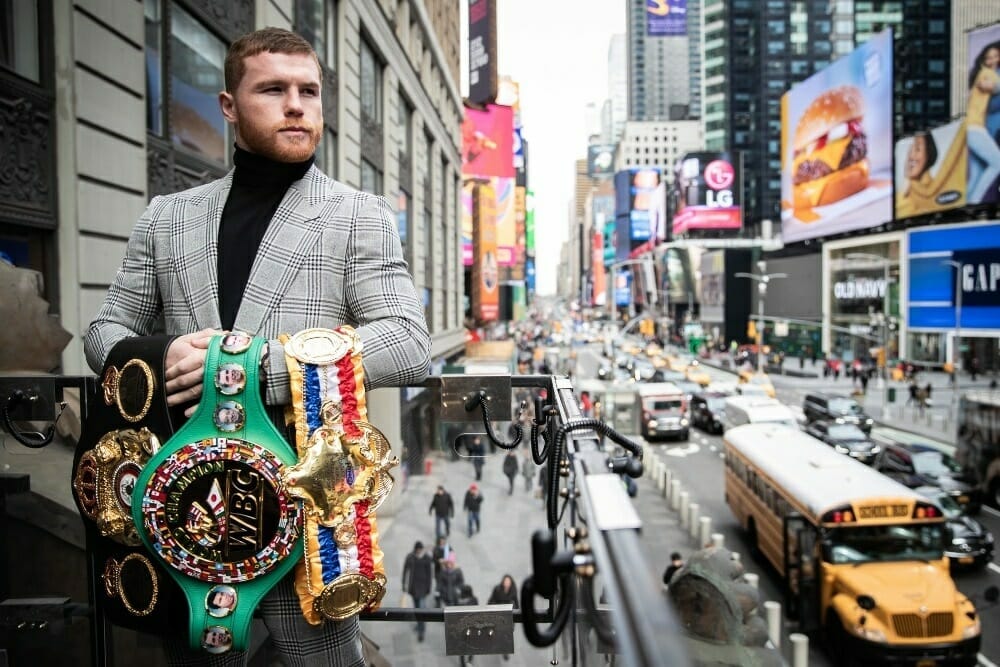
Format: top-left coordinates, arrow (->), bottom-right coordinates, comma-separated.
737,370 -> 776,398
683,360 -> 712,387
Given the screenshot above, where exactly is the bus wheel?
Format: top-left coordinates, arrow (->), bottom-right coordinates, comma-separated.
746,518 -> 760,559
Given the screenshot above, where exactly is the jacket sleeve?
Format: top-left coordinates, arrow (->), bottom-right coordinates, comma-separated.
84,197 -> 167,372
345,193 -> 431,389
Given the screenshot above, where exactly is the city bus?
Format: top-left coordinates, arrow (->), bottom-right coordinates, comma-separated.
723,423 -> 982,666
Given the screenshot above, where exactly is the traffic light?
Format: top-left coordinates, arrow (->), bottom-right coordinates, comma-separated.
639,319 -> 654,337
747,320 -> 757,340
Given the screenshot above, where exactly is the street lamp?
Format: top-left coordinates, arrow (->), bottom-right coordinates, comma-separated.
941,259 -> 962,405
845,252 -> 893,419
735,262 -> 787,374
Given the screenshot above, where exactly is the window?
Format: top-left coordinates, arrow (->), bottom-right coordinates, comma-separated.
360,158 -> 381,193
360,37 -> 381,120
0,0 -> 40,81
318,128 -> 337,177
146,1 -> 229,165
295,0 -> 325,61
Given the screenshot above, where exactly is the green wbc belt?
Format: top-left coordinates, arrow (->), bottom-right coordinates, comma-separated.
132,334 -> 302,653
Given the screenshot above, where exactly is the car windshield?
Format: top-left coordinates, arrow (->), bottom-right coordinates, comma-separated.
911,451 -> 962,475
927,494 -> 962,519
648,399 -> 682,411
828,398 -> 861,414
825,524 -> 946,564
707,398 -> 728,410
828,424 -> 866,440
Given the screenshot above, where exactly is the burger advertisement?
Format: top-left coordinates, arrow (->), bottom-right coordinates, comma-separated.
781,30 -> 893,243
671,151 -> 743,236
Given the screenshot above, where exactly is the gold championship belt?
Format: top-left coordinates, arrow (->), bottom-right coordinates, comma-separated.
279,327 -> 397,622
71,336 -> 189,633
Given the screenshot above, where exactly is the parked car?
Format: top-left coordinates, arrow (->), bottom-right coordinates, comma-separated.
737,371 -> 776,398
683,360 -> 712,387
915,487 -> 994,570
690,391 -> 731,434
804,420 -> 880,464
802,392 -> 874,434
874,442 -> 982,514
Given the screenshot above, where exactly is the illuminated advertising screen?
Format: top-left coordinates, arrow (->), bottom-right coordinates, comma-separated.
592,231 -> 606,305
966,23 -> 1000,205
467,0 -> 497,106
646,0 -> 686,37
587,144 -> 615,178
525,190 -> 535,252
908,222 -> 1000,329
894,120 -> 966,219
780,30 -> 893,243
462,104 -> 514,179
672,151 -> 743,234
472,184 -> 499,322
492,177 -> 516,266
461,181 -> 475,266
614,168 -> 661,242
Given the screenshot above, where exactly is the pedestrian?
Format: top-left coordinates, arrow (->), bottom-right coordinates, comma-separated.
463,483 -> 483,537
663,552 -> 685,586
502,450 -> 520,495
580,390 -> 593,417
810,347 -> 818,366
488,575 -> 519,662
925,382 -> 933,406
432,535 -> 453,582
971,357 -> 980,382
429,485 -> 455,538
537,460 -> 549,502
907,380 -> 919,406
82,27 -> 430,665
917,387 -> 928,416
521,451 -> 535,492
469,435 -> 485,481
436,553 -> 465,607
860,373 -> 869,395
401,541 -> 434,642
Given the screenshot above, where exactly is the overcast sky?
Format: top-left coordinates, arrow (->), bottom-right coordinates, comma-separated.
462,1 -> 626,296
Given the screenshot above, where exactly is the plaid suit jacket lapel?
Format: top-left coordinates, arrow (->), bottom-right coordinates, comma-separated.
233,166 -> 328,334
170,172 -> 231,330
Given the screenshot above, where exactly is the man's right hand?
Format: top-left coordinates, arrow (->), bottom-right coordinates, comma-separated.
165,328 -> 219,415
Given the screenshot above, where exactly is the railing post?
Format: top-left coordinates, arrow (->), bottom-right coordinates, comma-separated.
764,600 -> 781,648
679,492 -> 690,528
688,503 -> 700,538
698,516 -> 711,547
669,479 -> 681,509
790,632 -> 809,667
744,572 -> 758,589
711,533 -> 725,548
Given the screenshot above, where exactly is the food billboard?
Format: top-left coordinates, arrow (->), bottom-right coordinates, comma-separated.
780,30 -> 893,243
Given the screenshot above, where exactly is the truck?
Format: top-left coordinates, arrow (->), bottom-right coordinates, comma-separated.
637,382 -> 689,441
954,392 -> 1000,507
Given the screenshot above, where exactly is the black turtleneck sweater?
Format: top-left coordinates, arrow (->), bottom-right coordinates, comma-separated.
217,146 -> 314,330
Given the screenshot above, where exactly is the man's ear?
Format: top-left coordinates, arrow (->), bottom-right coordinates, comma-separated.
219,91 -> 237,123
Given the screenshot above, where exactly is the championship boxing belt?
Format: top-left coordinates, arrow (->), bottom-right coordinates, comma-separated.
278,327 -> 396,624
71,335 -> 187,634
133,334 -> 302,654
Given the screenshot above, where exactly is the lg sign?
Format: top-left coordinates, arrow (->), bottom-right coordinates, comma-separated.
704,159 -> 735,207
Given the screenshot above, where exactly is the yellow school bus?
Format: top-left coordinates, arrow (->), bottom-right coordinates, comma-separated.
723,424 -> 982,666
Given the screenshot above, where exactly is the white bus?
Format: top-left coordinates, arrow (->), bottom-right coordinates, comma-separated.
723,424 -> 982,666
720,396 -> 798,431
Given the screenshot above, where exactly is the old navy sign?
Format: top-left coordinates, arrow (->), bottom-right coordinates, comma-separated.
834,277 -> 887,301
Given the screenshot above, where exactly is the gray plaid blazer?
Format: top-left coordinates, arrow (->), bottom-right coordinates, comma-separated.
85,166 -> 431,405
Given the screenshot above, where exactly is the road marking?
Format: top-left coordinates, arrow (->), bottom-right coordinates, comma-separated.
988,563 -> 1000,576
979,653 -> 998,667
665,444 -> 701,458
709,445 -> 717,452
984,506 -> 1000,519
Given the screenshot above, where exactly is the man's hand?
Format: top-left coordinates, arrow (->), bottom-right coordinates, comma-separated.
166,328 -> 219,415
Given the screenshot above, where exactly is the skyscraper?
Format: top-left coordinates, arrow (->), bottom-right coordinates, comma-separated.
627,0 -> 690,121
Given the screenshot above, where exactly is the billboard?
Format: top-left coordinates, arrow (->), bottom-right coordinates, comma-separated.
646,0 -> 686,37
587,144 -> 615,178
672,151 -> 743,234
965,23 -> 1000,205
592,231 -> 606,306
467,0 -> 497,106
525,190 -> 535,253
780,30 -> 893,243
462,104 -> 514,179
461,180 -> 475,266
908,222 -> 1000,330
472,184 -> 499,322
699,250 -> 725,323
493,177 -> 516,266
894,120 -> 966,219
614,168 -> 661,242
650,181 -> 669,243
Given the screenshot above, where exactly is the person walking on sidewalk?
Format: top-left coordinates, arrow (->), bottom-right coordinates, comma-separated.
502,450 -> 520,495
521,451 -> 535,492
401,541 -> 434,642
436,553 -> 465,607
469,436 -> 485,481
429,485 -> 454,538
663,552 -> 685,586
487,575 -> 519,662
432,535 -> 452,581
463,483 -> 483,536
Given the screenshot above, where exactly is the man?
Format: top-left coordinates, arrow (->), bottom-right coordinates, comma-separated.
502,449 -> 519,495
400,542 -> 434,642
663,552 -> 684,586
463,483 -> 483,536
468,435 -> 485,481
84,27 -> 430,667
428,485 -> 454,538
